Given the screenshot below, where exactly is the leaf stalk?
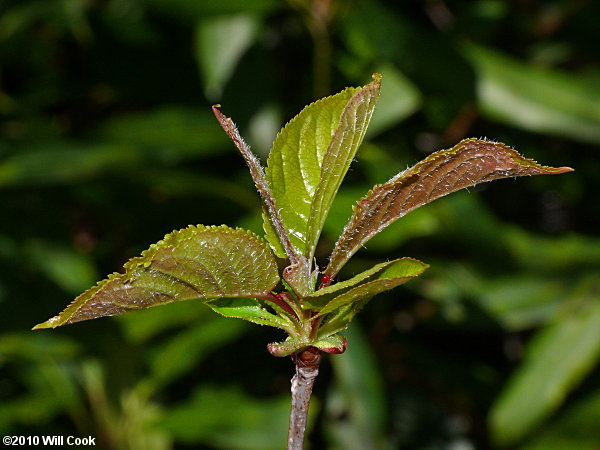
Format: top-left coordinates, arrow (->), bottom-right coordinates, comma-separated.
212,105 -> 301,265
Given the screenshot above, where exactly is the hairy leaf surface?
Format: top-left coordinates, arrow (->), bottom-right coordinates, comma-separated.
326,139 -> 573,277
213,106 -> 296,262
266,75 -> 381,260
33,225 -> 279,329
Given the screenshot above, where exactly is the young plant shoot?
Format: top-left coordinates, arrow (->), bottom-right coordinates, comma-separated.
34,74 -> 573,449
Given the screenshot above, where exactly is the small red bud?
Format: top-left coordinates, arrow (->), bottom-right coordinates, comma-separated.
319,274 -> 332,289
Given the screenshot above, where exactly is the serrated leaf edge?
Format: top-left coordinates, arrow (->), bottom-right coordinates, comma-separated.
33,224 -> 278,330
314,258 -> 429,317
305,73 -> 382,262
325,138 -> 573,277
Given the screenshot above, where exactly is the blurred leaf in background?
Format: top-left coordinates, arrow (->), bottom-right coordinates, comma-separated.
1,0 -> 598,448
465,43 -> 600,145
196,14 -> 260,100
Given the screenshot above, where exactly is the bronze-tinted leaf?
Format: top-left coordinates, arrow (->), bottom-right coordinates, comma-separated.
212,106 -> 297,263
326,139 -> 573,277
33,225 -> 280,329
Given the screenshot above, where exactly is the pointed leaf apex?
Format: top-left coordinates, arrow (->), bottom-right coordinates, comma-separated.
326,139 -> 573,277
549,166 -> 574,174
33,225 -> 280,329
212,104 -> 299,263
32,316 -> 61,330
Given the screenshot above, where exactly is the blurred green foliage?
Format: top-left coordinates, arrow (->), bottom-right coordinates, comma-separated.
1,0 -> 598,448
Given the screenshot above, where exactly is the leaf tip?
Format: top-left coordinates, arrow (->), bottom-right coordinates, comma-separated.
318,336 -> 348,354
32,315 -> 61,330
412,257 -> 430,271
554,166 -> 574,174
266,341 -> 289,357
212,104 -> 225,119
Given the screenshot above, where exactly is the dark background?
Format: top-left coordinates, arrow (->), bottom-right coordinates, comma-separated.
1,0 -> 599,448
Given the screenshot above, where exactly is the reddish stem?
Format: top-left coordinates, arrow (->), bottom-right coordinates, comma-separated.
266,292 -> 298,321
287,347 -> 321,450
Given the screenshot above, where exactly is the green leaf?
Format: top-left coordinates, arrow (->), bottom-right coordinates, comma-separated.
0,359 -> 81,434
160,385 -> 292,449
312,334 -> 348,354
266,334 -> 347,357
142,0 -> 281,21
306,259 -> 429,337
0,333 -> 79,362
33,225 -> 279,329
506,228 -> 600,273
265,74 -> 381,261
306,75 -> 382,261
0,108 -> 227,187
149,317 -> 247,387
267,336 -> 307,357
465,44 -> 600,145
262,209 -> 287,258
490,299 -> 600,447
23,239 -> 98,294
304,257 -> 427,309
196,14 -> 259,99
206,298 -> 296,331
325,323 -> 389,449
265,85 -> 356,256
92,107 -> 227,161
309,259 -> 428,317
477,275 -> 570,331
0,142 -> 139,187
523,389 -> 600,450
326,138 -> 573,277
316,300 -> 371,339
0,334 -> 81,434
424,263 -> 569,331
118,301 -> 209,343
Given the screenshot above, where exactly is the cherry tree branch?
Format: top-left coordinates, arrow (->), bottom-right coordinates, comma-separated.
287,347 -> 321,450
